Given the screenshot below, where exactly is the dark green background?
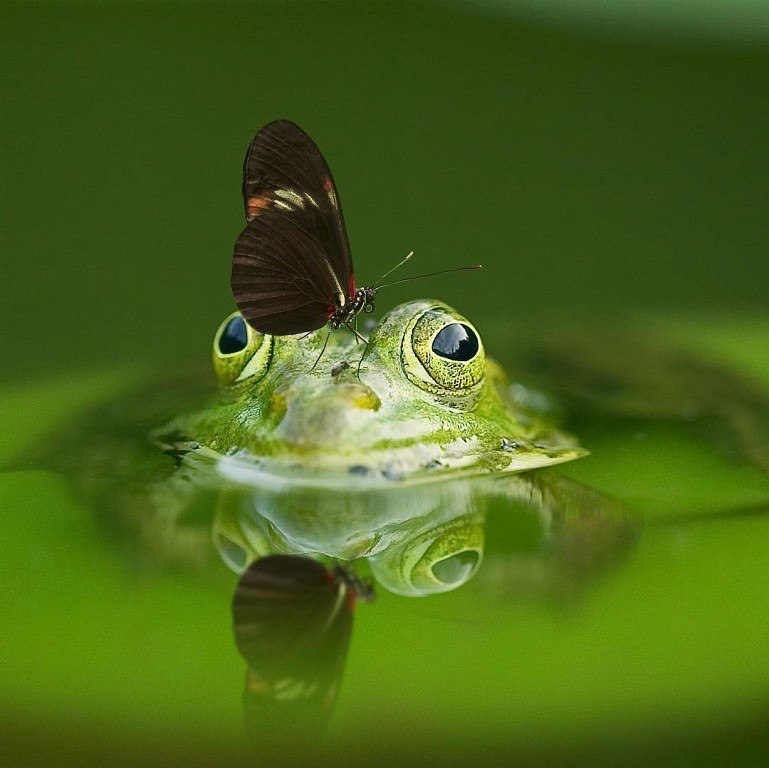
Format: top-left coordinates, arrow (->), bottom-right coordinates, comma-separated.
3,0 -> 769,382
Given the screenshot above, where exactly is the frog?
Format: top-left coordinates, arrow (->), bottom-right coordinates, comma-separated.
15,297 -> 631,612
138,297 -> 632,600
160,298 -> 586,485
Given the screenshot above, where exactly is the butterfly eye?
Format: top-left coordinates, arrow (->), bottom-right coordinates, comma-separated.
404,308 -> 485,394
213,311 -> 273,387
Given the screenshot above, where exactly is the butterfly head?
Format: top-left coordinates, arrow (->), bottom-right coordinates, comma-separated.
352,286 -> 377,314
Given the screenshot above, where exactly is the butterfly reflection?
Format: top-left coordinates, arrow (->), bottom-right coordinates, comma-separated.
231,554 -> 373,742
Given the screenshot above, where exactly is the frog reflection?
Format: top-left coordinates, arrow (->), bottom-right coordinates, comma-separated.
213,471 -> 632,600
215,469 -> 633,742
213,476 -> 485,597
213,469 -> 633,600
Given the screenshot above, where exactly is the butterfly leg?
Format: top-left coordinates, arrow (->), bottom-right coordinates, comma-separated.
309,328 -> 332,372
343,322 -> 369,347
355,347 -> 370,380
353,329 -> 375,380
354,316 -> 360,344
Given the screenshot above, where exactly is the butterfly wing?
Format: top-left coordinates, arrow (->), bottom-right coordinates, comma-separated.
232,555 -> 355,736
232,120 -> 354,335
233,210 -> 341,335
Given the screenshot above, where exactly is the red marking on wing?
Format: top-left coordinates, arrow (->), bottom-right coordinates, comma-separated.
326,305 -> 334,318
323,177 -> 333,193
349,273 -> 356,300
246,196 -> 271,218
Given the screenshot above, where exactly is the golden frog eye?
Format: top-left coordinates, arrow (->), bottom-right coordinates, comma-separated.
213,311 -> 273,387
403,307 -> 485,395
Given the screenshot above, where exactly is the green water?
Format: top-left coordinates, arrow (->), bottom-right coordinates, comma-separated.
3,2 -> 769,765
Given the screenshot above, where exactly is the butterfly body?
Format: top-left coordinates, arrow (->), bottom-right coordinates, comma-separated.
329,285 -> 377,329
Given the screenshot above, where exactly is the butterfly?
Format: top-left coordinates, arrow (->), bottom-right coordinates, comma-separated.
231,554 -> 374,738
231,120 -> 372,336
231,120 -> 480,337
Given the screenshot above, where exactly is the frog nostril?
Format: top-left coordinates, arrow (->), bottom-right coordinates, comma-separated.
268,392 -> 288,421
342,383 -> 380,411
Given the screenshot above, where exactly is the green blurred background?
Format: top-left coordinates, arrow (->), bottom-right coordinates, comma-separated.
3,2 -> 769,766
3,0 -> 769,383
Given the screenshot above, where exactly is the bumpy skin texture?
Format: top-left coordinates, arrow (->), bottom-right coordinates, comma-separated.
158,300 -> 585,484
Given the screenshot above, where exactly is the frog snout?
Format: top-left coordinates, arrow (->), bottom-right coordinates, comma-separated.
316,381 -> 382,415
341,381 -> 381,411
273,381 -> 381,446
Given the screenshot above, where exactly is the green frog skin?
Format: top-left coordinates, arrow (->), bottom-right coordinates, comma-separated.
159,299 -> 585,488
150,299 -> 630,597
28,298 -> 630,598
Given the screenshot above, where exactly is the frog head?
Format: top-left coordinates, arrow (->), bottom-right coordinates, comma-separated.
181,299 -> 584,486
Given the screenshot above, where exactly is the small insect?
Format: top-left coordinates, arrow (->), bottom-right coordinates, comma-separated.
231,120 -> 480,340
330,361 -> 350,377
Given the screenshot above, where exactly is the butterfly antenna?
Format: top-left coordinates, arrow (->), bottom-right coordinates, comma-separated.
375,263 -> 482,291
372,251 -> 415,289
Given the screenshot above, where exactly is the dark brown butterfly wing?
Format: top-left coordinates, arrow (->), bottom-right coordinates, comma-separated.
232,120 -> 354,335
233,210 -> 340,334
232,555 -> 355,738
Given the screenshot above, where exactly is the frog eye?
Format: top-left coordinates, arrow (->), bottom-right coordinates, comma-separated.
218,315 -> 248,355
212,493 -> 273,574
368,515 -> 484,596
431,550 -> 480,585
404,308 -> 485,394
213,311 -> 273,387
431,323 -> 480,362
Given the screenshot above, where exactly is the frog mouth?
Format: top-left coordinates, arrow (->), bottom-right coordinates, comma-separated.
210,436 -> 586,492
